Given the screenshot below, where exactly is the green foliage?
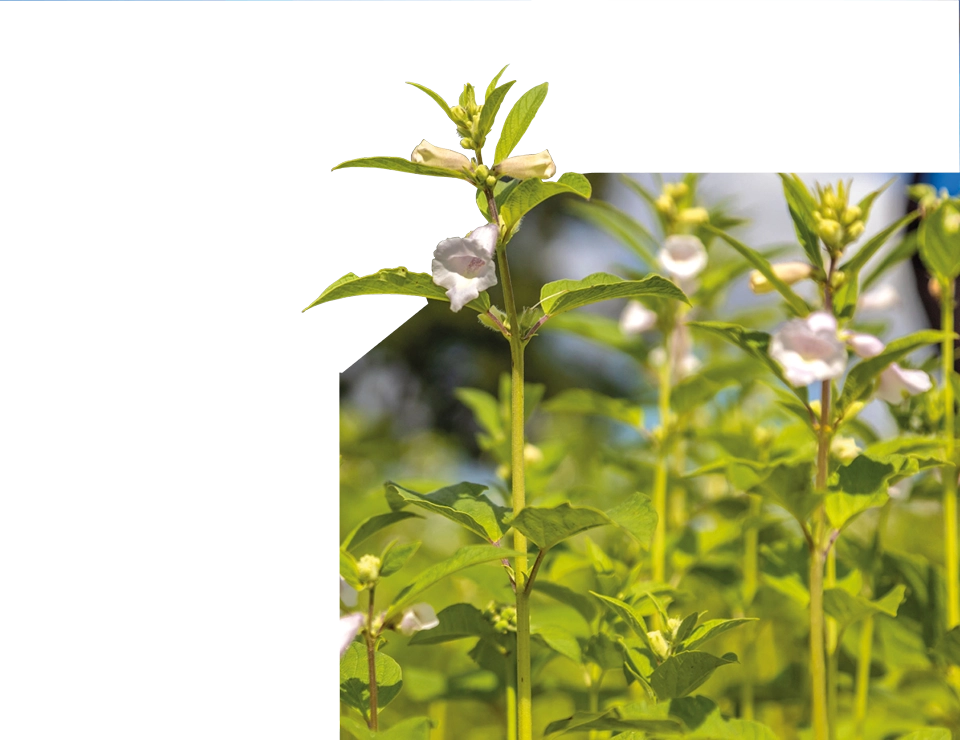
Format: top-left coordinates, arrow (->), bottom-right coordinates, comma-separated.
510,503 -> 612,550
332,156 -> 469,181
340,642 -> 404,713
541,387 -> 643,426
822,585 -> 905,628
342,511 -> 423,551
494,82 -> 548,164
778,173 -> 824,269
649,651 -> 738,699
539,273 -> 687,318
543,709 -> 683,736
340,715 -> 434,740
385,481 -> 509,542
499,172 -> 591,233
303,267 -> 491,314
918,198 -> 960,281
406,81 -> 452,119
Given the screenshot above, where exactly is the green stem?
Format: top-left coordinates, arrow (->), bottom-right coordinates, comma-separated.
853,615 -> 874,740
809,540 -> 829,740
652,334 -> 672,587
826,547 -> 838,740
741,494 -> 760,721
943,279 -> 958,629
487,186 -> 532,740
506,651 -> 518,740
366,586 -> 379,731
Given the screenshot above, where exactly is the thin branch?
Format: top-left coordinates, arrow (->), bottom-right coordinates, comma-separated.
524,548 -> 546,595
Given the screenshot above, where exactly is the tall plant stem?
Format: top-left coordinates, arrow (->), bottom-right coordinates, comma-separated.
366,586 -> 379,731
853,614 -> 874,740
486,187 -> 532,740
740,493 -> 761,721
943,279 -> 959,629
826,547 -> 838,740
506,652 -> 518,740
652,334 -> 672,586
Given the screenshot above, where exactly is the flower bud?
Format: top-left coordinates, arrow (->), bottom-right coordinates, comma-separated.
450,105 -> 468,122
846,221 -> 865,241
817,218 -> 842,246
821,206 -> 837,221
411,139 -> 471,171
647,630 -> 671,660
493,150 -> 557,180
655,194 -> 676,215
664,181 -> 689,200
474,164 -> 490,180
831,435 -> 861,463
749,262 -> 813,294
357,554 -> 381,585
841,205 -> 862,225
678,207 -> 709,226
460,137 -> 476,150
485,175 -> 497,188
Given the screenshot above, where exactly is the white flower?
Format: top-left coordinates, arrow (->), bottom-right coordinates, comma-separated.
339,612 -> 365,658
397,603 -> 439,636
845,332 -> 885,359
431,223 -> 499,312
857,284 -> 899,312
749,262 -> 813,294
658,235 -> 708,281
411,139 -> 471,172
493,150 -> 556,180
619,300 -> 658,335
340,576 -> 358,608
876,364 -> 932,404
769,311 -> 847,387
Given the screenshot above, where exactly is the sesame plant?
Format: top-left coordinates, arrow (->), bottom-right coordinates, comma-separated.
312,70 -> 960,740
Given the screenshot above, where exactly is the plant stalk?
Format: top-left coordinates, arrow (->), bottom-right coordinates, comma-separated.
741,493 -> 761,721
506,651 -> 518,740
853,614 -> 874,740
943,279 -> 959,629
366,586 -> 379,731
487,186 -> 532,740
652,332 -> 672,586
826,547 -> 838,740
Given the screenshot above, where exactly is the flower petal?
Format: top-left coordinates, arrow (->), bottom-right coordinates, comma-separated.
769,311 -> 847,387
876,364 -> 932,404
398,603 -> 439,636
340,576 -> 358,608
619,300 -> 658,335
339,613 -> 365,658
658,235 -> 708,280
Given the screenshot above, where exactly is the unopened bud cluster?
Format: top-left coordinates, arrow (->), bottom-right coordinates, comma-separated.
813,181 -> 865,253
451,84 -> 486,152
357,554 -> 381,586
647,617 -> 683,661
483,601 -> 518,634
654,181 -> 709,232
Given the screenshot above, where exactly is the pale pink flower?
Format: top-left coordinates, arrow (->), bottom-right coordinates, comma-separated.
658,235 -> 708,281
397,603 -> 439,636
769,312 -> 847,387
339,613 -> 365,658
431,223 -> 499,312
876,364 -> 932,404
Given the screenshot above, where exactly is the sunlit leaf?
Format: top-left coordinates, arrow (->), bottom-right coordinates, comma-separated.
495,82 -> 548,164
386,481 -> 510,542
649,651 -> 738,700
340,642 -> 404,713
540,273 -> 687,318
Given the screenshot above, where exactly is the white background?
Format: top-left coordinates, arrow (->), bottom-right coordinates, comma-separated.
0,1 -> 957,738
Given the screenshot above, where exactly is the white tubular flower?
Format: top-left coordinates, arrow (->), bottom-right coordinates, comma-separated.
769,311 -> 847,387
339,612 -> 365,658
658,235 -> 708,281
857,284 -> 899,312
749,262 -> 813,294
845,332 -> 885,359
431,223 -> 499,312
397,603 -> 439,636
411,139 -> 471,172
340,576 -> 358,608
619,300 -> 658,335
493,150 -> 556,180
876,364 -> 932,404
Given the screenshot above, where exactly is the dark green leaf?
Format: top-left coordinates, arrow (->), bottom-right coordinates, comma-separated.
606,492 -> 658,546
533,626 -> 581,663
340,642 -> 403,712
933,626 -> 960,666
535,581 -> 598,623
823,585 -> 905,628
385,481 -> 510,542
544,709 -> 683,737
681,618 -> 756,652
342,511 -> 423,551
510,503 -> 611,550
408,603 -> 491,645
590,592 -> 652,647
650,651 -> 738,700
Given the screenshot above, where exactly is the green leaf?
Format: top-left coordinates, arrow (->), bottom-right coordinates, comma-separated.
340,642 -> 404,713
541,388 -> 642,426
919,199 -> 960,281
857,178 -> 895,224
494,82 -> 548,164
340,549 -> 360,588
385,481 -> 509,543
863,230 -> 917,291
379,541 -> 420,578
509,503 -> 611,550
406,82 -> 452,119
475,177 -> 521,220
681,618 -> 756,652
539,273 -> 687,318
841,211 -> 919,274
454,388 -> 504,441
544,709 -> 683,737
408,603 -> 491,645
606,492 -> 658,546
838,330 -> 946,410
387,545 -> 517,618
332,156 -> 469,181
778,173 -> 824,269
379,717 -> 435,740
898,730 -> 952,740
544,311 -> 647,355
533,626 -> 582,663
303,267 -> 491,314
342,511 -> 423,551
500,172 -> 592,232
535,581 -> 598,623
649,651 -> 738,700
933,626 -> 960,666
566,199 -> 659,265
822,584 -> 906,628
477,80 -> 516,141
339,715 -> 375,740
702,225 -> 810,315
485,64 -> 509,101
590,592 -> 652,647
835,454 -> 897,494
824,491 -> 889,531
